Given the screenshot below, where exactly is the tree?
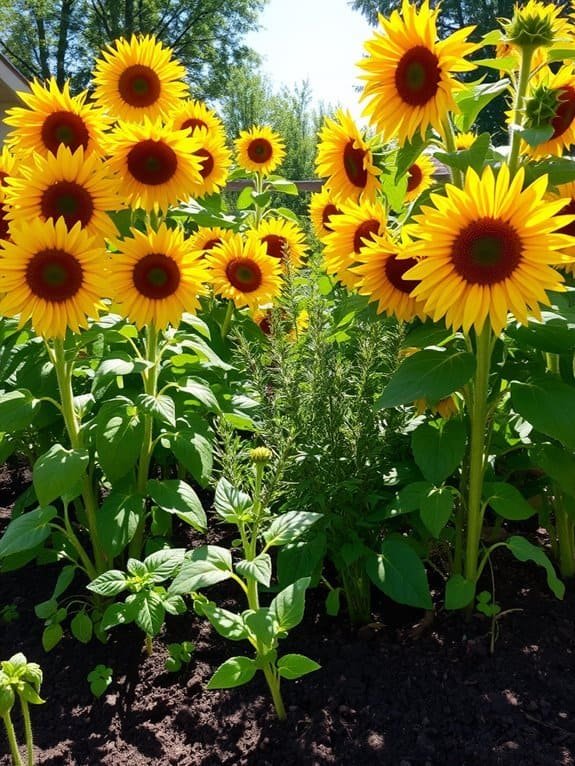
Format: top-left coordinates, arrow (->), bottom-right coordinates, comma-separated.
0,0 -> 266,98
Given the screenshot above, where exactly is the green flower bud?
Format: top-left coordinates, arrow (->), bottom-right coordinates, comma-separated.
250,446 -> 272,465
503,0 -> 560,50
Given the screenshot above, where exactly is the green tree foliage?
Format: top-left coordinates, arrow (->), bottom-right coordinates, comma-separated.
0,0 -> 265,97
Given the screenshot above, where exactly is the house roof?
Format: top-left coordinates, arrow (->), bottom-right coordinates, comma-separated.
0,51 -> 29,95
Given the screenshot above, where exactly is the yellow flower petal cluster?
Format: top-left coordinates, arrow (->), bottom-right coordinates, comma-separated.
403,165 -> 575,335
405,153 -> 436,203
186,127 -> 232,199
170,100 -> 225,137
309,187 -> 343,240
252,217 -> 308,269
189,226 -> 235,256
93,35 -> 188,123
235,126 -> 285,175
358,0 -> 477,144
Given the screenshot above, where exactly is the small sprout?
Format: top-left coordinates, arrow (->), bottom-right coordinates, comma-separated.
164,641 -> 196,673
87,665 -> 113,698
0,604 -> 19,625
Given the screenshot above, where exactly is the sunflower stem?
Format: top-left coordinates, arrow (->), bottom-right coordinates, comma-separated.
507,45 -> 534,177
464,322 -> 493,604
441,118 -> 463,187
220,299 -> 234,339
52,339 -> 105,574
19,699 -> 34,766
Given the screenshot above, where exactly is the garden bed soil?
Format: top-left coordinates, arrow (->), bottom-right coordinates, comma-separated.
1,462 -> 575,766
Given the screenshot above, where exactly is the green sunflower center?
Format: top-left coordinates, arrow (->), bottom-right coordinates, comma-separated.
452,217 -> 523,285
247,138 -> 273,163
395,46 -> 441,107
225,258 -> 263,293
384,253 -> 419,294
26,248 -> 83,302
41,181 -> 94,228
343,141 -> 368,189
127,140 -> 178,185
262,234 -> 288,260
41,111 -> 90,154
132,252 -> 181,299
118,65 -> 161,108
353,219 -> 380,253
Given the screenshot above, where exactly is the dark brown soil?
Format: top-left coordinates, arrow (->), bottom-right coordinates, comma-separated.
1,463 -> 575,766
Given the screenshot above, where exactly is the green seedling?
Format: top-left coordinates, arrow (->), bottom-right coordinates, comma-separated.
0,653 -> 44,766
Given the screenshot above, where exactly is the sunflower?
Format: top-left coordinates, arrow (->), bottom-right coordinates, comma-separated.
322,198 -> 387,287
358,0 -> 477,144
315,110 -> 381,202
4,145 -> 121,241
93,35 -> 188,123
170,99 -> 224,137
185,127 -> 232,198
415,394 -> 460,419
189,226 -> 234,256
4,78 -> 109,158
207,232 -> 282,309
521,66 -> 575,158
353,233 -> 427,321
0,148 -> 16,203
549,181 -> 575,273
252,217 -> 308,269
110,223 -> 209,329
309,187 -> 343,240
405,153 -> 436,203
235,125 -> 285,175
105,118 -> 203,211
504,0 -> 568,49
402,165 -> 574,335
454,131 -> 477,150
0,218 -> 106,338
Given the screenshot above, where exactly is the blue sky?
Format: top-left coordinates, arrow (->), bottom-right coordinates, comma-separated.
246,0 -> 374,119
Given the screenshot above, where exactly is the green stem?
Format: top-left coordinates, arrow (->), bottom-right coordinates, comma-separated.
556,506 -> 575,579
52,340 -> 105,574
545,352 -> 560,376
262,664 -> 286,720
130,323 -> 160,559
220,300 -> 234,340
453,495 -> 464,576
507,46 -> 534,177
19,700 -> 33,766
441,117 -> 463,187
145,634 -> 153,656
2,712 -> 23,766
464,323 -> 493,591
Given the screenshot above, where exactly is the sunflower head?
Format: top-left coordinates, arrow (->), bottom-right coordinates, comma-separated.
0,217 -> 107,338
521,66 -> 575,157
106,118 -> 204,211
454,131 -> 478,150
405,153 -> 436,203
403,165 -> 575,335
315,110 -> 381,203
309,187 -> 343,239
4,78 -> 109,158
207,232 -> 283,309
253,217 -> 308,269
93,34 -> 188,123
503,1 -> 563,49
185,127 -> 232,198
169,99 -> 225,137
358,0 -> 477,144
235,126 -> 285,175
189,226 -> 235,256
110,223 -> 210,330
0,148 -> 17,203
549,180 -> 575,272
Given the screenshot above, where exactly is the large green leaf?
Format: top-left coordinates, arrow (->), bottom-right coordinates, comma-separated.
207,656 -> 257,689
33,444 -> 88,506
506,536 -> 565,599
170,425 -> 213,487
270,577 -> 310,632
411,419 -> 467,484
194,601 -> 249,641
510,377 -> 575,449
235,553 -> 272,587
367,538 -> 432,609
169,546 -> 233,594
531,444 -> 575,497
96,493 -> 144,558
277,654 -> 320,680
132,591 -> 165,636
506,309 -> 575,354
263,511 -> 322,547
0,506 -> 57,559
434,133 -> 491,174
214,477 -> 252,522
95,398 -> 144,481
455,79 -> 509,131
483,482 -> 537,521
0,390 -> 39,432
445,574 -> 475,610
147,479 -> 206,532
377,349 -> 475,409
420,487 -> 455,538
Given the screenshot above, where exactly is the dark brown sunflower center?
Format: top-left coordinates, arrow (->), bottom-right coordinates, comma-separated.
182,118 -> 208,133
41,181 -> 94,228
118,64 -> 161,108
132,252 -> 181,299
343,141 -> 368,189
247,138 -> 273,164
452,217 -> 523,285
322,203 -> 340,231
395,45 -> 441,107
196,148 -> 214,179
225,258 -> 263,292
558,199 -> 575,238
384,253 -> 419,294
203,238 -> 221,251
25,247 -> 83,302
551,86 -> 575,140
407,163 -> 423,193
0,205 -> 10,241
262,234 -> 288,260
353,219 -> 380,253
41,111 -> 90,154
127,140 -> 178,185
0,171 -> 8,188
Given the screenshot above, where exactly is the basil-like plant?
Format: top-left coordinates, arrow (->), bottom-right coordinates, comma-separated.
169,448 -> 321,719
0,653 -> 44,766
87,548 -> 187,655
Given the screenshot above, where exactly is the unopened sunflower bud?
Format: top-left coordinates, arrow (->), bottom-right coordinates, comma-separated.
250,447 -> 272,465
503,0 -> 560,50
